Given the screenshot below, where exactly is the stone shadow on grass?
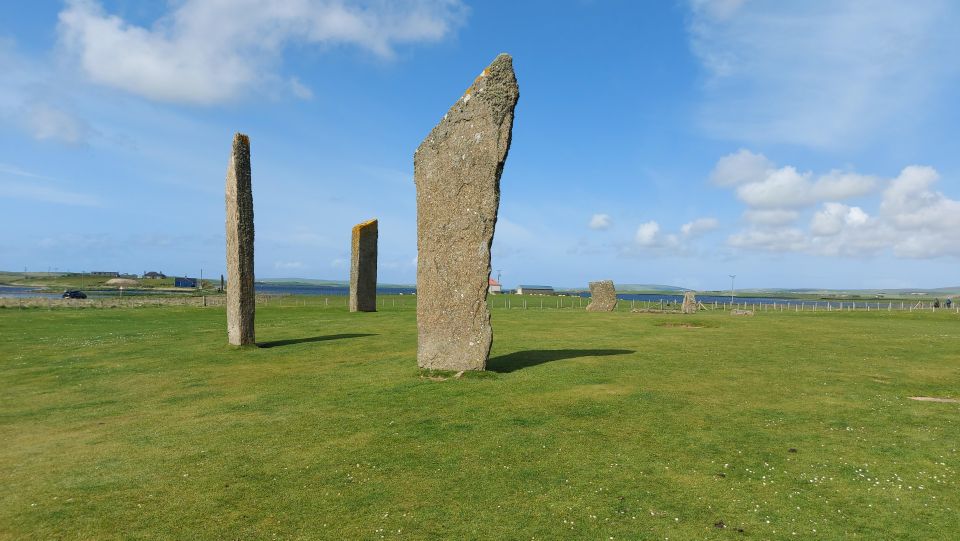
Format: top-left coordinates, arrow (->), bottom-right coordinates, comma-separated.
487,349 -> 634,373
258,333 -> 376,349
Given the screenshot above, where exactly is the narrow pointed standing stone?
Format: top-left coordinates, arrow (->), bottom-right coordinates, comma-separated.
350,219 -> 378,312
586,280 -> 617,312
225,133 -> 255,346
414,54 -> 520,371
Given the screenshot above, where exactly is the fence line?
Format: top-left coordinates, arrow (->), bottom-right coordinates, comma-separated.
3,293 -> 957,315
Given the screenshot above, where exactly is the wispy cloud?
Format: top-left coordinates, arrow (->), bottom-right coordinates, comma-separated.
687,1 -> 960,148
680,217 -> 719,237
289,77 -> 314,100
0,161 -> 102,206
274,260 -> 304,270
0,39 -> 94,145
0,162 -> 55,181
1,181 -> 101,206
57,0 -> 468,104
22,103 -> 90,144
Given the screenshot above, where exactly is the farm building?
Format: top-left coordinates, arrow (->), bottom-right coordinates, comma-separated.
488,278 -> 502,294
143,271 -> 166,279
516,285 -> 554,295
174,277 -> 197,288
90,271 -> 120,277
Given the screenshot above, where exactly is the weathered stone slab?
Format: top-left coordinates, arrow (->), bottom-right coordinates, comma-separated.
586,280 -> 617,312
350,219 -> 378,312
414,53 -> 520,371
681,291 -> 697,314
225,132 -> 255,346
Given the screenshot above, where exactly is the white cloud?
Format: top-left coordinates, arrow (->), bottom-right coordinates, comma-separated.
880,166 -> 960,230
635,221 -> 660,246
809,203 -> 869,236
734,165 -> 878,209
57,0 -> 467,104
811,171 -> 879,202
588,213 -> 611,230
274,260 -> 304,270
720,159 -> 960,259
627,217 -> 718,256
710,148 -> 772,186
680,217 -> 719,237
712,150 -> 878,209
687,1 -> 960,148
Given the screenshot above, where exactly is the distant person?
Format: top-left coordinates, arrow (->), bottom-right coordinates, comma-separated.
947,298 -> 953,309
934,298 -> 941,308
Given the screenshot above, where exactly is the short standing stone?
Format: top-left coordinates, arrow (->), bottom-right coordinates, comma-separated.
225,133 -> 255,346
586,280 -> 617,312
681,291 -> 697,314
350,219 -> 378,312
414,53 -> 520,371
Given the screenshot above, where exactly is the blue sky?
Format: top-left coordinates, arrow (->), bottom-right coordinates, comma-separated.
2,0 -> 959,290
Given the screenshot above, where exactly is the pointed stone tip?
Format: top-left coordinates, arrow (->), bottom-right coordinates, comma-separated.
462,53 -> 517,100
486,53 -> 513,75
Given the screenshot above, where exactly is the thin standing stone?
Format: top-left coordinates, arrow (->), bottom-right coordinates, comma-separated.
225,132 -> 255,346
414,53 -> 520,371
349,219 -> 378,312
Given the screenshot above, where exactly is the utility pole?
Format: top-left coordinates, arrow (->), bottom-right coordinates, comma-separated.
729,274 -> 736,304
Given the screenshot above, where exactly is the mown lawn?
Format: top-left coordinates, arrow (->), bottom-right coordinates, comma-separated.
1,300 -> 958,539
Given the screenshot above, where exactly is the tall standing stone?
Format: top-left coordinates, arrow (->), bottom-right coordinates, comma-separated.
225,133 -> 255,346
681,291 -> 698,314
350,219 -> 378,312
586,280 -> 617,312
414,53 -> 520,371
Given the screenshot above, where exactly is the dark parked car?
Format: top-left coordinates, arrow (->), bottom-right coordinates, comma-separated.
62,290 -> 87,299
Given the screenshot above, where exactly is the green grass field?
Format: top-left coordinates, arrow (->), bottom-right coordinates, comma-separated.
1,299 -> 958,539
0,272 -> 211,292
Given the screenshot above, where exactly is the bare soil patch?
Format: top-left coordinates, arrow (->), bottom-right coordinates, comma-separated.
656,322 -> 706,329
106,278 -> 139,286
908,396 -> 960,404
